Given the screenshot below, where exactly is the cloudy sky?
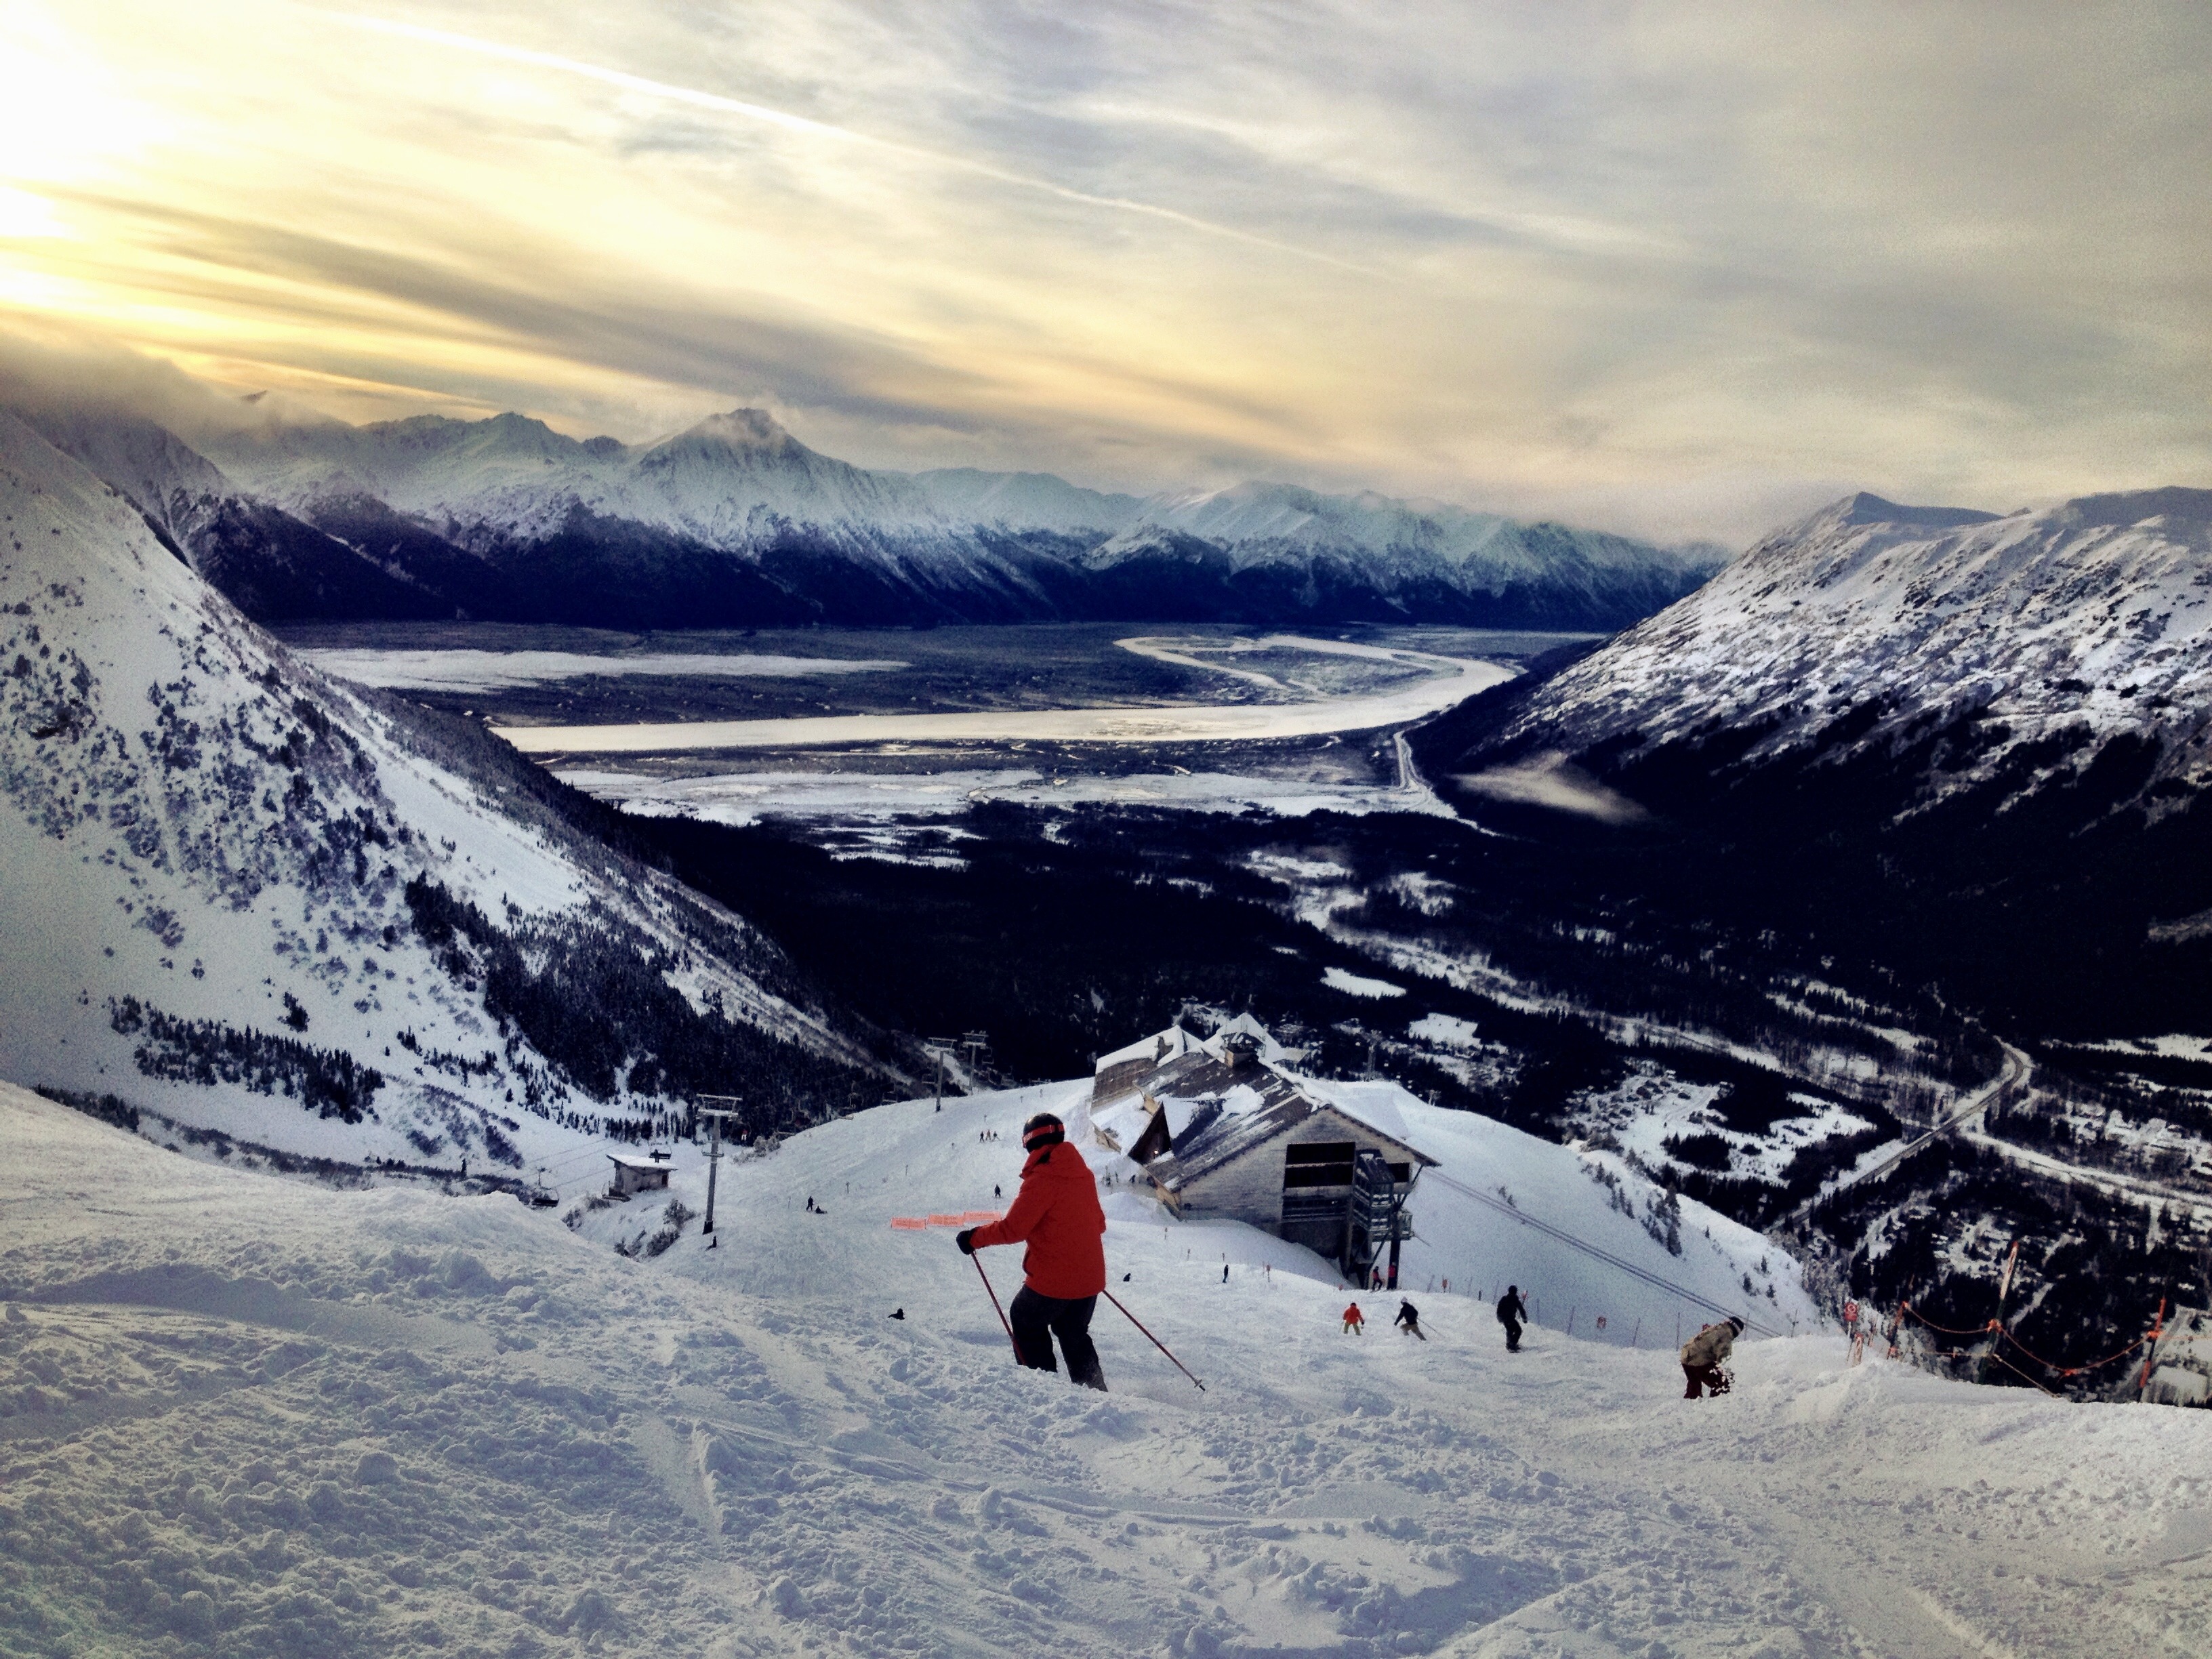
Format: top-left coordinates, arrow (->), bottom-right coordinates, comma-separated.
1,0 -> 2207,542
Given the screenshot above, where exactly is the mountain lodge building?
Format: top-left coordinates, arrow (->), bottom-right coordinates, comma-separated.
1090,1019 -> 1434,1284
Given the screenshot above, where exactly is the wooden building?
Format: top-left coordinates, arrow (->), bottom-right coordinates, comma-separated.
1088,1020 -> 1434,1281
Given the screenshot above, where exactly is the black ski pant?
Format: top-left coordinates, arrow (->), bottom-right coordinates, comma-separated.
1501,1317 -> 1522,1352
1009,1286 -> 1106,1391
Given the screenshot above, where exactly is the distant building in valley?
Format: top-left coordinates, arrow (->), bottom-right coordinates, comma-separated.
1089,1017 -> 1433,1284
607,1150 -> 675,1197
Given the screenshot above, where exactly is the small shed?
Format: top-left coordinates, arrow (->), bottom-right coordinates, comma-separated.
607,1151 -> 674,1197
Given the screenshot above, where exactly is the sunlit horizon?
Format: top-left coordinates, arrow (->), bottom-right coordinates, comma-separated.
3,0 -> 2208,544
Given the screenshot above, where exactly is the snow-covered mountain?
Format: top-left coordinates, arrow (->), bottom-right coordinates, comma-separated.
0,410 -> 888,1175
1082,480 -> 1723,628
18,403 -> 445,621
155,403 -> 1721,629
913,465 -> 1145,534
1414,488 -> 2212,1025
1448,488 -> 2212,811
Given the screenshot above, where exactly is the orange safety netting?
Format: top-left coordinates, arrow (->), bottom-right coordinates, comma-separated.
1897,1301 -> 2157,1378
888,1211 -> 1001,1230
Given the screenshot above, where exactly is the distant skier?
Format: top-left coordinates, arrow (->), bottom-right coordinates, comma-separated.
1679,1316 -> 1744,1399
1342,1302 -> 1365,1335
1395,1299 -> 1426,1340
957,1113 -> 1108,1390
1223,1263 -> 1230,1284
1496,1286 -> 1526,1353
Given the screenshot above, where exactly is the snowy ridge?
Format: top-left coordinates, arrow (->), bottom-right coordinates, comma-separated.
1467,488 -> 2212,811
0,411 -> 873,1173
5,1080 -> 2207,1659
1109,479 -> 1718,581
172,403 -> 1721,628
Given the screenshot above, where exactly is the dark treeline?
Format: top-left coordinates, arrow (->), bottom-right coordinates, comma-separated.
110,996 -> 384,1121
1408,651 -> 2212,1042
401,876 -> 880,1135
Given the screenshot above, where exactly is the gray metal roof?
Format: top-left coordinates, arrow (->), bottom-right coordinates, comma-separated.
1132,1051 -> 1435,1193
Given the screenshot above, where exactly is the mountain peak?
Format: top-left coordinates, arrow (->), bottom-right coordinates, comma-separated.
665,407 -> 806,459
1833,491 -> 1999,530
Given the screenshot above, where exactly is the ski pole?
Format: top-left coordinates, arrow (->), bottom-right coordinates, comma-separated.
1103,1290 -> 1206,1392
972,1255 -> 1020,1363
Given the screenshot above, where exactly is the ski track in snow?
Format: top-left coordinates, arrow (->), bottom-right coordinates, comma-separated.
5,1083 -> 2207,1659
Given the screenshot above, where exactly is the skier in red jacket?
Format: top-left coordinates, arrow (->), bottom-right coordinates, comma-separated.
958,1112 -> 1109,1389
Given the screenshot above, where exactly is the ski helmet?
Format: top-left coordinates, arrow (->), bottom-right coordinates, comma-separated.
1021,1112 -> 1065,1152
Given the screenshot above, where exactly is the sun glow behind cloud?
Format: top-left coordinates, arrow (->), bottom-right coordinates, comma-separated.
1,0 -> 2208,541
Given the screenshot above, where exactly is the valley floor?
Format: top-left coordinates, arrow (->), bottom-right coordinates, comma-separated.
3,1082 -> 2207,1659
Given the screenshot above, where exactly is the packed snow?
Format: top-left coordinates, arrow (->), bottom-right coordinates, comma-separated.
5,1080 -> 2209,1659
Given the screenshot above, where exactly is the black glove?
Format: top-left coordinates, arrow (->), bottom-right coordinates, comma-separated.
955,1229 -> 977,1255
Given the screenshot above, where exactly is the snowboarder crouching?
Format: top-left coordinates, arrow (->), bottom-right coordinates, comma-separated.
1394,1299 -> 1426,1340
957,1113 -> 1108,1390
1496,1286 -> 1526,1352
1680,1315 -> 1745,1398
1342,1302 -> 1365,1334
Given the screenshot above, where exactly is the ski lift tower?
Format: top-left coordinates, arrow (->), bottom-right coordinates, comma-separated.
923,1039 -> 959,1111
1346,1149 -> 1416,1290
961,1030 -> 991,1085
693,1094 -> 745,1236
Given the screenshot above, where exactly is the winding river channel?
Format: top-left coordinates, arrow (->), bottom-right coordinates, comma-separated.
494,634 -> 1515,754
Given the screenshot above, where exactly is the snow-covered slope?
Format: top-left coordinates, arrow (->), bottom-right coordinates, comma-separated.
5,1080 -> 2205,1659
12,403 -> 440,621
1129,480 -> 1715,577
914,466 -> 1145,534
1456,489 -> 2212,812
0,411 -> 879,1174
609,1064 -> 1820,1340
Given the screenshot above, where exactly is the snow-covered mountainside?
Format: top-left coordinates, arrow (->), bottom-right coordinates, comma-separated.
914,466 -> 1146,534
85,401 -> 1725,630
18,403 -> 444,621
1449,489 -> 2212,814
0,411 -> 886,1175
1413,487 -> 2212,1033
1084,480 -> 1723,630
6,1080 -> 2207,1659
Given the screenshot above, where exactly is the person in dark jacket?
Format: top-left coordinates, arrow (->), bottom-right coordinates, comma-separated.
958,1113 -> 1108,1389
1394,1299 -> 1426,1340
1679,1316 -> 1744,1399
1496,1286 -> 1526,1352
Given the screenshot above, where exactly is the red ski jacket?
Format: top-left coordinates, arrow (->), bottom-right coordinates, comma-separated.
969,1141 -> 1107,1299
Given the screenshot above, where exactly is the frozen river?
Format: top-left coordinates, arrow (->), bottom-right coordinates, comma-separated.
494,634 -> 1515,754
